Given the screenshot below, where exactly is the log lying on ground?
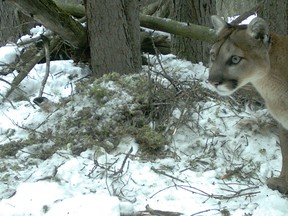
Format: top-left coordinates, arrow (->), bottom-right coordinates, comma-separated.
6,0 -> 87,50
49,2 -> 217,44
54,1 -> 85,18
140,14 -> 217,43
10,1 -> 260,54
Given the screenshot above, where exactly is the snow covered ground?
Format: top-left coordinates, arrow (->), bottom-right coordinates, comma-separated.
0,26 -> 288,216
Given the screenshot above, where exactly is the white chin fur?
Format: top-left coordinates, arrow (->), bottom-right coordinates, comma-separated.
214,85 -> 235,96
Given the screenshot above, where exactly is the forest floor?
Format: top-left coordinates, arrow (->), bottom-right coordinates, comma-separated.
0,24 -> 288,216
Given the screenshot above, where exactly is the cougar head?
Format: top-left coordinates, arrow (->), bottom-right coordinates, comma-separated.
208,15 -> 271,96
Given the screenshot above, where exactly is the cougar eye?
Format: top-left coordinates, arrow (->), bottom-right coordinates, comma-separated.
230,55 -> 242,65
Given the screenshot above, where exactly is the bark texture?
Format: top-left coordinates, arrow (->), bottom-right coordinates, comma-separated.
86,0 -> 141,77
257,0 -> 288,35
0,2 -> 33,45
171,0 -> 216,64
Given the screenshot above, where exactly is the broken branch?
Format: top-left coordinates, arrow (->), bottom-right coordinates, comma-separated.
7,0 -> 87,49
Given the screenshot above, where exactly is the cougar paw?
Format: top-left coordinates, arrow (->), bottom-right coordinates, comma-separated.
267,176 -> 288,194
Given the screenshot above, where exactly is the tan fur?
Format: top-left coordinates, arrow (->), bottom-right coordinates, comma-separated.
251,33 -> 288,129
209,16 -> 288,193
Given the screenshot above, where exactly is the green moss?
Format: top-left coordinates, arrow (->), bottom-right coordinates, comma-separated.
10,164 -> 22,171
89,83 -> 109,102
135,126 -> 165,152
0,165 -> 8,172
37,148 -> 58,160
4,128 -> 15,138
101,72 -> 121,82
0,141 -> 23,157
0,72 -> 175,160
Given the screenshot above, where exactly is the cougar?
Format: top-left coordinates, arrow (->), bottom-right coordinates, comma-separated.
208,15 -> 288,194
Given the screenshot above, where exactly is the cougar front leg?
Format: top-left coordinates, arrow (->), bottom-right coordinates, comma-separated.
267,124 -> 288,194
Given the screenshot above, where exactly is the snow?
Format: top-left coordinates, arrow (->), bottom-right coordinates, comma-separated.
228,14 -> 257,24
0,46 -> 20,64
0,26 -> 288,216
17,26 -> 52,45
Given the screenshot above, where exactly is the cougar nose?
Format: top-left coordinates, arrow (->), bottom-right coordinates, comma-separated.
208,80 -> 222,87
208,71 -> 223,87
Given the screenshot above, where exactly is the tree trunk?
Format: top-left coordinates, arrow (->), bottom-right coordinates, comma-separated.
170,0 -> 216,64
257,0 -> 288,35
85,0 -> 141,77
0,2 -> 33,45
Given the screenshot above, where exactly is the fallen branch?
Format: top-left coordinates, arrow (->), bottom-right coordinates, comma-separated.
231,1 -> 264,25
88,147 -> 133,178
140,14 -> 217,43
36,162 -> 65,181
54,1 -> 85,18
0,92 -> 16,109
150,183 -> 260,201
151,166 -> 184,183
150,40 -> 182,93
137,204 -> 183,216
113,147 -> 133,176
190,208 -> 221,216
177,184 -> 260,200
7,0 -> 87,49
4,35 -> 62,100
45,2 -> 217,43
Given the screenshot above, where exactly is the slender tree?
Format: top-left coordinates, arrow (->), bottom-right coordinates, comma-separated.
85,0 -> 141,77
170,0 -> 216,64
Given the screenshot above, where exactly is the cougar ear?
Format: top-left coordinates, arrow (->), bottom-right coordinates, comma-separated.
211,15 -> 227,35
247,17 -> 270,45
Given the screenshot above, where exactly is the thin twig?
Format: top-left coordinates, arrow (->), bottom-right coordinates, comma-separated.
105,153 -> 112,196
36,162 -> 65,181
190,208 -> 220,216
38,35 -> 51,97
150,182 -> 260,201
150,185 -> 176,199
4,35 -> 62,101
113,147 -> 133,176
150,34 -> 182,94
151,166 -> 185,183
0,92 -> 16,109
